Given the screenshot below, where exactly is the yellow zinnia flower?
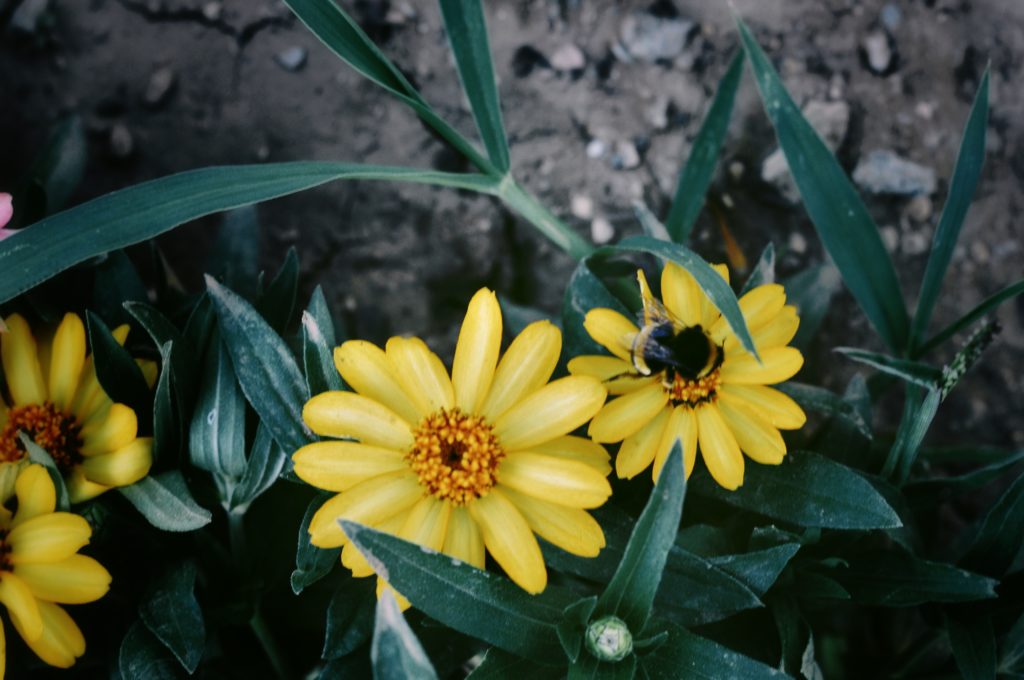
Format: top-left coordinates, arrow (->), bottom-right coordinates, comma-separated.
568,264 -> 806,490
294,288 -> 611,596
0,313 -> 154,503
0,463 -> 112,675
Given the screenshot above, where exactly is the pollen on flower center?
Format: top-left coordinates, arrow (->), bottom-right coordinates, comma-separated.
0,402 -> 83,472
664,367 -> 722,407
407,407 -> 504,505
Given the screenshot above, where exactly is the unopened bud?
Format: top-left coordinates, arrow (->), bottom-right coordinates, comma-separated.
585,615 -> 633,662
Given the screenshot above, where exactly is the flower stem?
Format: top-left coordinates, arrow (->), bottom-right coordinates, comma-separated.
250,608 -> 292,679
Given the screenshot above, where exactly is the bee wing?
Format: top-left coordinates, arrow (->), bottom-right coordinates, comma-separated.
636,268 -> 685,331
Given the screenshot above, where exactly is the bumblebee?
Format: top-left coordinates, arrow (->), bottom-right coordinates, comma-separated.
628,270 -> 722,381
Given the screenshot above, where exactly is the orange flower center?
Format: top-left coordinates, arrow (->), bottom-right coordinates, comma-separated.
407,408 -> 504,505
663,367 -> 722,407
0,402 -> 82,473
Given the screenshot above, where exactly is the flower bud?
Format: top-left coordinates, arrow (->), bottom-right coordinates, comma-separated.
585,615 -> 633,662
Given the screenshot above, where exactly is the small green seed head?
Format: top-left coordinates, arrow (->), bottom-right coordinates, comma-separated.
585,615 -> 633,662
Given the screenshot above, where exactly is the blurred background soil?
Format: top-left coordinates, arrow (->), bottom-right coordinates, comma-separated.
1,0 -> 1022,446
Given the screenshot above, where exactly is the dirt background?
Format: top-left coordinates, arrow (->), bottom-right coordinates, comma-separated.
1,0 -> 1022,447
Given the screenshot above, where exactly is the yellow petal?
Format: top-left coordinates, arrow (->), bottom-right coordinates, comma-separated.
501,487 -> 605,558
111,324 -> 130,345
653,405 -> 698,481
68,358 -> 107,425
308,471 -> 421,548
386,337 -> 454,417
582,309 -> 638,362
136,359 -> 159,390
11,465 -> 55,529
494,376 -> 606,451
480,321 -> 561,422
15,555 -> 111,604
695,404 -> 744,490
567,355 -> 632,380
80,437 -> 152,487
726,305 -> 800,353
79,403 -> 138,457
14,601 -> 83,669
587,381 -> 668,444
720,347 -> 804,385
1,314 -> 46,406
292,441 -> 406,492
451,289 -> 502,414
710,284 -> 786,345
442,507 -> 485,569
468,489 -> 546,594
498,453 -> 611,509
303,392 -> 413,450
700,264 -> 731,328
8,514 -> 91,565
717,398 -> 787,465
661,261 -> 702,327
615,406 -> 670,479
718,384 -> 806,430
528,436 -> 611,476
0,574 -> 42,642
398,497 -> 451,551
333,341 -> 421,425
47,314 -> 86,411
341,513 -> 404,578
65,469 -> 111,505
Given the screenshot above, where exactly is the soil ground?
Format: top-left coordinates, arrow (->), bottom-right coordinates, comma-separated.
2,0 -> 1022,447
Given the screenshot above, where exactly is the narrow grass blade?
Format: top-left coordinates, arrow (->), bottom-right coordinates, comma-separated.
283,0 -> 493,173
882,385 -> 942,484
0,163 -> 498,304
835,347 -> 943,389
439,0 -> 510,174
946,614 -> 996,680
371,590 -> 439,680
963,471 -> 1024,577
917,278 -> 1024,357
498,179 -> 595,260
910,69 -> 989,350
737,18 -> 909,351
665,51 -> 744,243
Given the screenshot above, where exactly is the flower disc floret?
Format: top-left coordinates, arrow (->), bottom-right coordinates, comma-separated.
408,408 -> 504,505
0,403 -> 83,471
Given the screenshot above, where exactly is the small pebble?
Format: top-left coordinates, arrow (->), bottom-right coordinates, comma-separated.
143,67 -> 176,107
275,46 -> 308,72
571,195 -> 594,220
880,225 -> 899,253
901,230 -> 931,256
906,195 -> 933,222
880,3 -> 902,30
109,123 -> 134,159
610,140 -> 641,170
862,30 -> 893,74
586,139 -> 607,159
550,43 -> 586,72
728,161 -> 745,181
591,216 -> 615,244
619,9 -> 696,63
202,1 -> 222,21
853,150 -> 936,195
970,241 -> 990,264
788,232 -> 808,255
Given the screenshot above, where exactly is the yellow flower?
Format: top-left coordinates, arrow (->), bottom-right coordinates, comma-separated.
0,313 -> 155,503
569,264 -> 806,490
294,288 -> 611,596
0,464 -> 111,675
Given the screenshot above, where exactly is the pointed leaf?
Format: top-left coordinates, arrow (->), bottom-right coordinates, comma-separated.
835,347 -> 942,388
120,471 -> 212,532
740,243 -> 776,295
229,422 -> 287,511
883,385 -> 942,484
737,17 -> 909,351
947,613 -> 996,680
371,590 -> 439,680
291,493 -> 339,594
665,51 -> 745,243
119,620 -> 181,680
784,263 -> 841,352
19,433 -> 71,511
139,561 -> 205,674
833,551 -> 997,606
210,205 -> 261,299
257,247 -> 300,332
918,278 -> 1024,356
302,287 -> 344,397
639,622 -> 786,679
189,331 -> 247,479
86,310 -> 151,418
963,471 -> 1024,577
323,572 -> 375,660
465,648 -> 564,679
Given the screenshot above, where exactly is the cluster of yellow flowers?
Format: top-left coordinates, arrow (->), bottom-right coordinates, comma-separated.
295,263 -> 805,601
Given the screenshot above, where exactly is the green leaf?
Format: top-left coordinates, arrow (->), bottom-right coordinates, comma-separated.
947,613 -> 996,680
835,347 -> 943,388
27,114 -> 87,216
94,250 -> 149,326
291,493 -> 339,594
282,0 -> 493,174
139,561 -> 205,674
777,382 -> 872,439
737,18 -> 909,351
740,243 -> 776,296
557,597 -> 598,663
0,162 -> 498,304
917,278 -> 1024,356
438,0 -> 509,174
151,341 -> 178,463
910,69 -> 989,350
371,590 -> 439,680
562,259 -> 634,362
638,621 -> 785,679
709,543 -> 801,597
499,295 -> 557,339
210,205 -> 261,299
690,450 -> 902,530
595,444 -> 686,632
206,276 -> 312,454
599,235 -> 759,357
568,652 -> 635,680
882,385 -> 942,484
229,423 -> 287,512
465,648 -> 564,679
18,433 -> 70,511
119,620 -> 182,680
832,551 -> 997,606
257,247 -> 300,332
635,200 -> 672,241
86,310 -> 151,418
302,287 -> 344,397
341,521 -> 574,664
905,449 -> 1024,504
189,331 -> 247,480
496,179 -> 595,260
963,471 -> 1024,577
323,578 -> 375,660
120,471 -> 212,532
783,263 -> 841,352
664,51 -> 745,243
999,611 -> 1024,674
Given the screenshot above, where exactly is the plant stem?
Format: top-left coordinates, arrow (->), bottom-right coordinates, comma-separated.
228,508 -> 247,566
496,177 -> 595,261
250,608 -> 292,680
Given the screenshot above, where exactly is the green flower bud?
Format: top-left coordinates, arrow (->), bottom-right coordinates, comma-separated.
585,615 -> 633,662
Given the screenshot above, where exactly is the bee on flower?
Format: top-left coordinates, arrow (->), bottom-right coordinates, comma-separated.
294,288 -> 612,598
569,263 -> 806,490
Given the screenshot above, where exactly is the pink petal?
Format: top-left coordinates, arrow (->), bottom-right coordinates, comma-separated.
0,193 -> 11,229
0,229 -> 14,242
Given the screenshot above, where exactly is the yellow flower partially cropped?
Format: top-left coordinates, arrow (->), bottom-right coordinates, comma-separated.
0,313 -> 155,503
294,288 -> 611,596
0,464 -> 111,676
569,264 -> 806,491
